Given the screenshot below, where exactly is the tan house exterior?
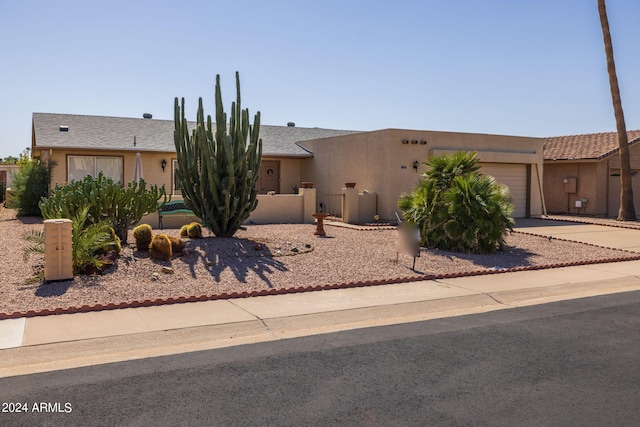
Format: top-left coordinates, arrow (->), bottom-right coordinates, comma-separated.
298,129 -> 545,221
543,130 -> 640,217
32,112 -> 545,226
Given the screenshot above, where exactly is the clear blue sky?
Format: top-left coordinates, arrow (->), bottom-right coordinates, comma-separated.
1,0 -> 639,160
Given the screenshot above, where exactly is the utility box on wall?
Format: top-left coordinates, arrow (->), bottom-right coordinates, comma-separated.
44,219 -> 73,282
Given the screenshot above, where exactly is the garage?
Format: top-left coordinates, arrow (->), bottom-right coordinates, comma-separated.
479,163 -> 529,218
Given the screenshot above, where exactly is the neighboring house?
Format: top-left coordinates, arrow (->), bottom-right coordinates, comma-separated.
0,164 -> 19,189
32,112 -> 545,224
543,130 -> 640,217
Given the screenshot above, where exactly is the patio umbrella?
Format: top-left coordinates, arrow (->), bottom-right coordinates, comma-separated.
133,152 -> 143,182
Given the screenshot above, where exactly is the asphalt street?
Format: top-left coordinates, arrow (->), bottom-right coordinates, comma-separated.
2,291 -> 640,426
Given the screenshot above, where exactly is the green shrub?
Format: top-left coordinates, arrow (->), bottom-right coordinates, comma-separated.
12,150 -> 55,217
133,224 -> 153,251
39,173 -> 167,243
398,151 -> 514,254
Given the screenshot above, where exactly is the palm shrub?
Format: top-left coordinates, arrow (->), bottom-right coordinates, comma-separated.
71,207 -> 120,274
174,72 -> 262,237
21,207 -> 120,274
398,151 -> 514,254
39,173 -> 167,243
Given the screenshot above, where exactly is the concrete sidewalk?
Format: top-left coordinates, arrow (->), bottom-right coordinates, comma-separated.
1,219 -> 640,377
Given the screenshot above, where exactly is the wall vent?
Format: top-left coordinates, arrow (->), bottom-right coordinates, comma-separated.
287,122 -> 295,127
59,125 -> 69,132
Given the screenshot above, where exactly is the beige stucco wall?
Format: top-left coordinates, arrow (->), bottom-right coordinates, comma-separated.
0,165 -> 19,188
544,144 -> 640,217
40,149 -> 174,192
299,129 -> 544,220
246,194 -> 304,224
273,157 -> 303,194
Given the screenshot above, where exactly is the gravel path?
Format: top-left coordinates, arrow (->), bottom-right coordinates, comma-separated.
1,206 -> 638,316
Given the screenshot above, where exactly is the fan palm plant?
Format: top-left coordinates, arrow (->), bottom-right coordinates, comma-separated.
398,151 -> 514,254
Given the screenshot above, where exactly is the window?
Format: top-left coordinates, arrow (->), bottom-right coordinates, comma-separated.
68,155 -> 123,183
172,159 -> 182,195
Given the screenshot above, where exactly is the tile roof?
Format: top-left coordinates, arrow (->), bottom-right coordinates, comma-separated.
32,113 -> 359,157
544,130 -> 640,161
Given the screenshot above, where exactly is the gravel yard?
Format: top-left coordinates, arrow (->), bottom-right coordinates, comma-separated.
1,205 -> 638,316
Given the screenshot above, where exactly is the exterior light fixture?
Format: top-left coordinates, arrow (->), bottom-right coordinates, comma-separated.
161,159 -> 167,172
413,160 -> 419,171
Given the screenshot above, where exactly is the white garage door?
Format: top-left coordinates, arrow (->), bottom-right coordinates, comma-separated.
479,163 -> 528,218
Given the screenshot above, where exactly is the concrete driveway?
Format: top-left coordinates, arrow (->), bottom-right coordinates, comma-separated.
514,218 -> 640,252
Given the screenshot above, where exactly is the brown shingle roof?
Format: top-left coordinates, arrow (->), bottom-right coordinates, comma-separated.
544,130 -> 640,161
32,113 -> 359,157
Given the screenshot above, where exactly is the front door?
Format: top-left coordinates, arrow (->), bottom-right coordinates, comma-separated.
258,160 -> 280,194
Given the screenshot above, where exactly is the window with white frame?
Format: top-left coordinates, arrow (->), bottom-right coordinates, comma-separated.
172,159 -> 182,195
67,155 -> 123,183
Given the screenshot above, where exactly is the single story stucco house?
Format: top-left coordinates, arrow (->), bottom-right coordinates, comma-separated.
543,130 -> 640,217
0,164 -> 19,188
31,112 -> 546,225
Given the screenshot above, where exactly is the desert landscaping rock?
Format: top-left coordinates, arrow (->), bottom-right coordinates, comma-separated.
1,206 -> 638,316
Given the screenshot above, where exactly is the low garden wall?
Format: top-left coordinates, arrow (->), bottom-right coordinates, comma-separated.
139,188 -> 317,229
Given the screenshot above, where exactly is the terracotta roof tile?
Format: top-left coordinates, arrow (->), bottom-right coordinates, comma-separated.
544,130 -> 640,161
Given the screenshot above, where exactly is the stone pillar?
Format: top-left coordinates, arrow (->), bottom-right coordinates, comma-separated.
342,187 -> 359,224
299,187 -> 316,224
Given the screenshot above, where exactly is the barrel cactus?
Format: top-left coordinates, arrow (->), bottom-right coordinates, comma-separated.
149,234 -> 172,261
133,224 -> 153,251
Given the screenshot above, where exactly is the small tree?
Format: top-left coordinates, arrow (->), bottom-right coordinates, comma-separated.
398,151 -> 514,254
1,155 -> 19,165
174,72 -> 262,237
12,149 -> 55,216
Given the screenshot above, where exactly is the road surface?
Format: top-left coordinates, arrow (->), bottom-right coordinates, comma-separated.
2,291 -> 640,426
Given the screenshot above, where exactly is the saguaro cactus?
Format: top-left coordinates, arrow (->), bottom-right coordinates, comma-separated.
174,72 -> 262,237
